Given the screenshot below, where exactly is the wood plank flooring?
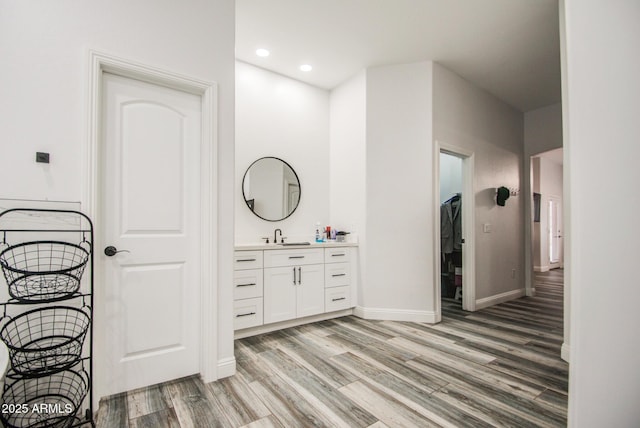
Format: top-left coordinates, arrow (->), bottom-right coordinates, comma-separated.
96,269 -> 567,427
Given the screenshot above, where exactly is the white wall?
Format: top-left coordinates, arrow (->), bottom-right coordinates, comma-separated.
235,61 -> 330,243
363,61 -> 435,320
433,63 -> 525,302
0,0 -> 236,399
524,103 -> 563,156
562,0 -> 640,426
329,71 -> 367,302
524,103 -> 563,288
523,102 -> 565,357
440,153 -> 463,204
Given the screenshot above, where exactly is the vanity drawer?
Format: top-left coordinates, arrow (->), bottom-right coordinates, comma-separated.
325,286 -> 351,312
234,297 -> 263,330
234,268 -> 263,300
234,251 -> 263,270
264,248 -> 324,267
325,262 -> 351,288
324,247 -> 350,263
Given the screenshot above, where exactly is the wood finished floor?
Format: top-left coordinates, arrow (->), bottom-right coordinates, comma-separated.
96,269 -> 566,428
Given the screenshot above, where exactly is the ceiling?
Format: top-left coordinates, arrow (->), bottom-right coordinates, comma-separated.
537,148 -> 563,165
236,0 -> 561,112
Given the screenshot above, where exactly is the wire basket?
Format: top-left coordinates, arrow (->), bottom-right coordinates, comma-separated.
0,369 -> 89,428
0,307 -> 91,378
0,241 -> 90,303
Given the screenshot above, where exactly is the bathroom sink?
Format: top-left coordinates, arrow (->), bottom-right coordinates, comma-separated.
279,242 -> 311,246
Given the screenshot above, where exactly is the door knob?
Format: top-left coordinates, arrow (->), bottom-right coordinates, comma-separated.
104,246 -> 130,257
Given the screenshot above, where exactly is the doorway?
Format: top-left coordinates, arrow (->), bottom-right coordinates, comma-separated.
549,196 -> 563,269
85,51 -> 219,403
434,141 -> 476,320
531,149 -> 564,273
439,152 -> 463,308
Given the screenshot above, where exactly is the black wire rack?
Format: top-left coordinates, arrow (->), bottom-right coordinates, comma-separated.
0,241 -> 90,303
0,209 -> 94,428
0,306 -> 91,378
0,369 -> 90,428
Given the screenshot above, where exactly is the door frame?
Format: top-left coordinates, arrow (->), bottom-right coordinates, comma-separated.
548,194 -> 563,268
83,50 -> 218,403
434,140 -> 476,319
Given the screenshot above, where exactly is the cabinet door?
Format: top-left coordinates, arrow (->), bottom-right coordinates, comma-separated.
296,264 -> 325,318
264,266 -> 297,323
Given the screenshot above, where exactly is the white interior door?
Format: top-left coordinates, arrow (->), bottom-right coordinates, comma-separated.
101,72 -> 201,395
549,196 -> 563,268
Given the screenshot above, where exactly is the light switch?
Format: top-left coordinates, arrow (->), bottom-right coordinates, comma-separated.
483,223 -> 491,233
36,152 -> 50,163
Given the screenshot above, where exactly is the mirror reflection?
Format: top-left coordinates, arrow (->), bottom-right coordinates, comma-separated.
242,157 -> 301,221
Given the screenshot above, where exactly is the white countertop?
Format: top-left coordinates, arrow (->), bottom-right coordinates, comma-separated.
235,241 -> 357,251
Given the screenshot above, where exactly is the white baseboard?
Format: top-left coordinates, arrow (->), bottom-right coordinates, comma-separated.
534,265 -> 550,272
216,357 -> 236,379
561,342 -> 570,363
354,306 -> 437,324
475,289 -> 526,310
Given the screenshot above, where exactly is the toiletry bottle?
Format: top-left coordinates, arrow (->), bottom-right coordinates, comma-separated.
315,222 -> 322,243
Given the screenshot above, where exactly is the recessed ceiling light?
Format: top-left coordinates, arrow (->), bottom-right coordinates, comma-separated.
255,48 -> 270,57
300,64 -> 313,72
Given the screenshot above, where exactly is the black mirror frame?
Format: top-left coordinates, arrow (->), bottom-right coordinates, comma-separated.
241,156 -> 301,222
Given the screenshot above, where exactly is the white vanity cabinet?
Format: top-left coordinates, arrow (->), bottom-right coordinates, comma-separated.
234,244 -> 356,335
263,248 -> 325,323
324,247 -> 352,311
233,251 -> 264,330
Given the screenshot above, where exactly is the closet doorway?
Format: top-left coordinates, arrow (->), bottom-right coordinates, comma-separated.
434,142 -> 476,320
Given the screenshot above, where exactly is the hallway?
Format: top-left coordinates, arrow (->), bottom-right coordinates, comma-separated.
97,270 -> 567,427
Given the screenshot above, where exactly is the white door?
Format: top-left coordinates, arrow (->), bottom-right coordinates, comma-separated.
549,196 -> 563,268
101,72 -> 201,395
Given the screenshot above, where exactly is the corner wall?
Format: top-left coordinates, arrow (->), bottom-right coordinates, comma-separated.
363,61 -> 435,321
235,61 -> 330,243
329,71 -> 367,305
433,63 -> 525,305
562,0 -> 640,425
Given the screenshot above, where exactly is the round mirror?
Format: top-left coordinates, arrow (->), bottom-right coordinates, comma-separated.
242,157 -> 301,221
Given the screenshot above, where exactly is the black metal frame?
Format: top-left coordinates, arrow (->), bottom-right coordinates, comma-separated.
0,208 -> 94,428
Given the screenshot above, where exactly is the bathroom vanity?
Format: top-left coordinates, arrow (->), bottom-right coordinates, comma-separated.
233,242 -> 357,338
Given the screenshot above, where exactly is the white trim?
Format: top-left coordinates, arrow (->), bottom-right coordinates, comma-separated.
84,50 -> 218,401
354,306 -> 437,324
434,141 -> 476,319
234,309 -> 354,339
475,288 -> 525,310
561,342 -> 570,363
216,357 -> 237,379
534,265 -> 551,272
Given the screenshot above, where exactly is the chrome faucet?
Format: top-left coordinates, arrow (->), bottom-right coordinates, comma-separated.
274,228 -> 283,244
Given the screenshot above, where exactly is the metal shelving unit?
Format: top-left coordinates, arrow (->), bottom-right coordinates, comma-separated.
0,208 -> 94,428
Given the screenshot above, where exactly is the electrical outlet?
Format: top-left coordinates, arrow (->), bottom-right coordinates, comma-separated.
511,269 -> 516,279
483,223 -> 491,233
